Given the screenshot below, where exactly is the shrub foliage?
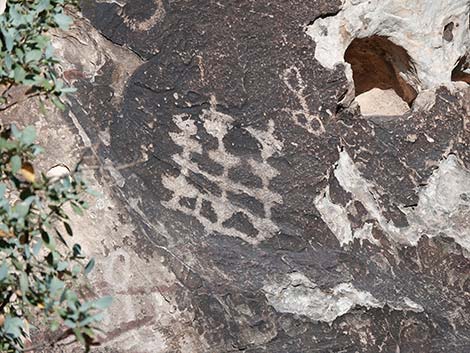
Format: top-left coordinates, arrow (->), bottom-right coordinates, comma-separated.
0,126 -> 108,352
0,0 -> 77,109
0,1 -> 108,352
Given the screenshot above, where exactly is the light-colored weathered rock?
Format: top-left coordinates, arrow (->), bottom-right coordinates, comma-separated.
316,150 -> 470,256
263,273 -> 423,323
356,88 -> 410,116
46,164 -> 71,182
307,0 -> 470,90
407,154 -> 470,253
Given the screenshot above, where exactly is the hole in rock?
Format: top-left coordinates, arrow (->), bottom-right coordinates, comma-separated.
443,22 -> 454,42
344,36 -> 418,116
451,55 -> 470,84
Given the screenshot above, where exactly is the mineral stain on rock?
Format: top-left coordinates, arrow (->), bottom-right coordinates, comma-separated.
51,0 -> 470,351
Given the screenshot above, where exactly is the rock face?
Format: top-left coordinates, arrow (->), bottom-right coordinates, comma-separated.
31,0 -> 470,352
307,0 -> 470,89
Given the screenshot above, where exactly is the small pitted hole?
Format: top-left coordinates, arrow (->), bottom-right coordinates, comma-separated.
344,36 -> 418,115
451,55 -> 470,84
443,22 -> 454,42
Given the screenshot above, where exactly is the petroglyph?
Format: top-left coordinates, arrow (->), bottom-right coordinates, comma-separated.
96,0 -> 166,32
95,249 -> 198,353
162,100 -> 283,245
124,0 -> 165,32
282,66 -> 325,135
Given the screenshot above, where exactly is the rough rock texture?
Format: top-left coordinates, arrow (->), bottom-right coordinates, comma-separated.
10,0 -> 470,352
307,0 -> 470,89
356,88 -> 411,116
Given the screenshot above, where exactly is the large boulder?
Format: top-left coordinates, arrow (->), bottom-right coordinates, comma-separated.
25,0 -> 469,351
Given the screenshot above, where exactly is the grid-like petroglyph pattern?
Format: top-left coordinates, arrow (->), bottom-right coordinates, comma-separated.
162,104 -> 283,244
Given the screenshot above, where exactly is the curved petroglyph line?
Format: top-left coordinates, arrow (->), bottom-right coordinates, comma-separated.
282,66 -> 326,135
95,0 -> 165,32
123,0 -> 166,32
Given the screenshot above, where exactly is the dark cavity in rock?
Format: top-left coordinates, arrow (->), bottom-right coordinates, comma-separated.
344,36 -> 418,106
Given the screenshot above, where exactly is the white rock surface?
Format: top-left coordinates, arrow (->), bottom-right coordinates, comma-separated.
356,88 -> 410,116
316,151 -> 470,255
307,0 -> 470,90
46,164 -> 71,182
406,154 -> 470,253
263,273 -> 423,323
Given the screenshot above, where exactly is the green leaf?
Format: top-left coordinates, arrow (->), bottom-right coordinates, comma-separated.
10,155 -> 21,173
53,12 -> 73,30
4,53 -> 12,71
32,239 -> 43,256
4,316 -> 24,338
13,65 -> 27,82
64,222 -> 73,236
19,272 -> 29,295
79,312 -> 104,326
0,262 -> 8,281
60,86 -> 77,94
2,29 -> 15,52
57,261 -> 68,272
49,277 -> 64,295
14,202 -> 30,218
72,264 -> 81,277
73,327 -> 86,345
50,320 -> 60,332
64,319 -> 77,328
71,202 -> 84,216
12,258 -> 24,271
25,49 -> 43,63
86,188 -> 101,197
21,126 -> 36,145
9,7 -> 24,27
84,258 -> 95,275
36,0 -> 51,13
0,183 -> 6,198
51,95 -> 66,110
45,42 -> 54,59
92,296 -> 113,310
11,125 -> 21,138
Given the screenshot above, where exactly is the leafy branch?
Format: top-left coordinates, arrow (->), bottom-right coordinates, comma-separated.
0,0 -> 77,110
0,125 -> 110,352
0,2 -> 109,351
